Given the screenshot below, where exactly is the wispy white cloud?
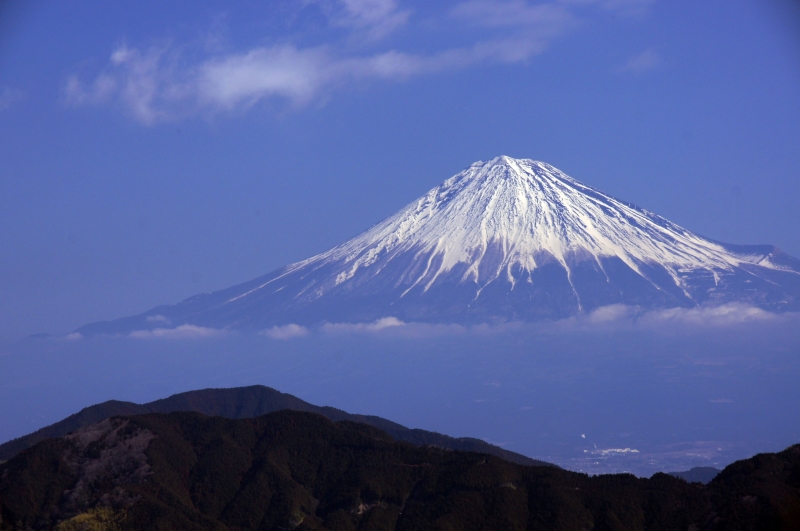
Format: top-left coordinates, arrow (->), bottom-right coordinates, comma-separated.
619,48 -> 660,72
0,86 -> 25,111
197,45 -> 332,109
65,0 -> 657,123
561,0 -> 654,16
129,324 -> 226,339
451,0 -> 573,29
303,0 -> 410,40
145,314 -> 171,324
335,0 -> 411,39
541,303 -> 798,332
595,0 -> 654,16
584,303 -> 635,324
322,316 -> 406,333
323,318 -> 471,337
116,304 -> 796,341
637,303 -> 786,327
66,34 -> 563,123
260,323 -> 310,339
265,303 -> 797,338
446,0 -> 586,66
65,43 -> 192,124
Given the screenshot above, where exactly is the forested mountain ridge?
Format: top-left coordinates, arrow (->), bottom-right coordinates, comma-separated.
1,410 -> 799,530
0,385 -> 548,467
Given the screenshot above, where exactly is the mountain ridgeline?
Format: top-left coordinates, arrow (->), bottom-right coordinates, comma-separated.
77,157 -> 800,336
1,410 -> 799,530
0,386 -> 547,467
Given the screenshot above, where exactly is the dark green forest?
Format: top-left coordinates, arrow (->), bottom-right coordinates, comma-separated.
1,410 -> 798,530
0,386 -> 546,467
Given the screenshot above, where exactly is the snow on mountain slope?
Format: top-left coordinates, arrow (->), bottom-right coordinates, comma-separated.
77,157 -> 800,335
296,157 -> 782,296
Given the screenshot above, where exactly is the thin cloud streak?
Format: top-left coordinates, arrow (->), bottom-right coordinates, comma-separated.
129,324 -> 227,339
66,39 -> 553,123
450,0 -> 573,29
260,324 -> 310,340
65,0 -> 654,124
303,0 -> 411,40
319,304 -> 800,337
198,45 -> 333,109
322,316 -> 406,333
59,304 -> 799,342
619,48 -> 660,72
540,303 -> 800,333
560,0 -> 654,16
637,303 -> 786,327
65,44 -> 193,124
334,0 -> 411,39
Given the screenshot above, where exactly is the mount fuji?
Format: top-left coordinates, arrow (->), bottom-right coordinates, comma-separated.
78,156 -> 800,335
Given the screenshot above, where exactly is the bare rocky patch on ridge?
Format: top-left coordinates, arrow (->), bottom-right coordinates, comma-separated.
57,419 -> 154,523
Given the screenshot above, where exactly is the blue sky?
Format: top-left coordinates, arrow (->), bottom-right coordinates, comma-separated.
1,0 -> 799,339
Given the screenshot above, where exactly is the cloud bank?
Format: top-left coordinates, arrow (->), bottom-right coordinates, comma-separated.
68,303 -> 798,342
539,303 -> 800,334
308,304 -> 800,337
129,324 -> 227,339
260,323 -> 310,340
322,316 -> 406,333
65,0 -> 655,124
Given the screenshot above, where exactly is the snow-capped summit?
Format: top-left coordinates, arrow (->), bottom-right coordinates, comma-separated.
311,156 -> 786,300
78,157 -> 800,334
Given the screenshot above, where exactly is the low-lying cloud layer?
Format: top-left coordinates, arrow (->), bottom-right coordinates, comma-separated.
129,324 -> 227,339
63,302 -> 795,341
260,323 -> 310,340
322,316 -> 406,333
571,302 -> 797,329
253,303 -> 800,340
64,0 -> 654,124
